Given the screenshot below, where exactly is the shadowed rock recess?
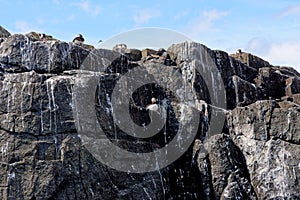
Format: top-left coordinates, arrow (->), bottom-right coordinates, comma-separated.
0,26 -> 299,199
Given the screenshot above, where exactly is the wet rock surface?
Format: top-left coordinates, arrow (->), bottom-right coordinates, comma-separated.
0,30 -> 299,199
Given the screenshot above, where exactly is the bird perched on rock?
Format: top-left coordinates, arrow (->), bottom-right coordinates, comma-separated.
156,48 -> 166,56
146,97 -> 159,111
73,34 -> 85,43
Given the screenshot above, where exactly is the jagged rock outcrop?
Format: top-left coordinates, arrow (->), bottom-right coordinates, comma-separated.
0,26 -> 10,39
0,33 -> 119,73
228,100 -> 300,199
0,28 -> 299,200
230,49 -> 270,69
195,134 -> 257,200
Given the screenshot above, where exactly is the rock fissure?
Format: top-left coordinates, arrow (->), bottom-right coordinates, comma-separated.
0,27 -> 299,199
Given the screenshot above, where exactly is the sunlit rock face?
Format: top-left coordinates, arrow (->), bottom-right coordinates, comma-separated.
0,27 -> 299,199
228,100 -> 300,199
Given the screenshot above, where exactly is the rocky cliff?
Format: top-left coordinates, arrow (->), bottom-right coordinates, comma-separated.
0,26 -> 299,200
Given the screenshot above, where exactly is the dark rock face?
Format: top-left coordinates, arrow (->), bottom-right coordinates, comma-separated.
195,134 -> 257,200
230,50 -> 270,69
0,29 -> 299,199
0,26 -> 11,38
0,34 -> 120,73
228,100 -> 300,199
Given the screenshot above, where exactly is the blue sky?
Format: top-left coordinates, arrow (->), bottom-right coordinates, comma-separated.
1,0 -> 300,72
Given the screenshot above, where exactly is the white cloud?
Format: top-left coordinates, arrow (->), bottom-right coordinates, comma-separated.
15,21 -> 42,33
278,5 -> 300,17
246,37 -> 270,55
72,1 -> 101,16
184,9 -> 229,38
241,38 -> 300,72
265,41 -> 300,71
133,9 -> 161,25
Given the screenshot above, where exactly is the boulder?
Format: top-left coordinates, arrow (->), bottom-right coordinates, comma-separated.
226,75 -> 259,109
254,67 -> 288,99
285,76 -> 300,96
0,34 -> 121,73
194,134 -> 257,200
124,48 -> 142,61
141,48 -> 157,59
228,100 -> 300,199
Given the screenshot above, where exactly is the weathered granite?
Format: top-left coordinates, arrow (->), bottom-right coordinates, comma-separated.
228,100 -> 300,199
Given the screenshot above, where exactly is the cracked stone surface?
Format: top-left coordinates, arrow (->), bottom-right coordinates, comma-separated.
0,28 -> 299,199
228,101 -> 300,199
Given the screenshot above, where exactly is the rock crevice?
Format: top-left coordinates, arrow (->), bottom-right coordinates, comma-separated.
0,27 -> 299,199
